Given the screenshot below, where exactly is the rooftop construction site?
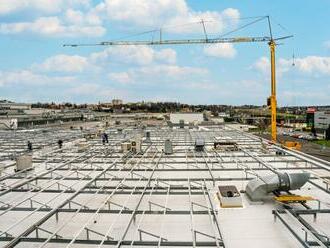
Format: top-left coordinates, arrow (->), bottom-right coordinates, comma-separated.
0,116 -> 330,247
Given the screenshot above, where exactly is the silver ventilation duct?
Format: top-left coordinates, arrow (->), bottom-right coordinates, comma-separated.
246,172 -> 310,201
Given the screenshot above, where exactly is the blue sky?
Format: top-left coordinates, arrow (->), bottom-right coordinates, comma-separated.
0,0 -> 329,106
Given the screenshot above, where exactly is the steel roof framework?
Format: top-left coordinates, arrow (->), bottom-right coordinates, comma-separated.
0,125 -> 329,247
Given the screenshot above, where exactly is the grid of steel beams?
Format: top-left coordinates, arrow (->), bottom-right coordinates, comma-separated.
0,124 -> 330,247
0,128 -> 83,161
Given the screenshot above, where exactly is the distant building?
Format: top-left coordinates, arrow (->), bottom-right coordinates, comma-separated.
0,101 -> 31,111
170,113 -> 204,125
112,99 -> 123,106
0,101 -> 32,116
314,111 -> 330,130
306,107 -> 316,128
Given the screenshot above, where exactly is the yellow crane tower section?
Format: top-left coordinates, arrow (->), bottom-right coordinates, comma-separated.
269,40 -> 277,142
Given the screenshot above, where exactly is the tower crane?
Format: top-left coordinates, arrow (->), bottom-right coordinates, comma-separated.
64,16 -> 292,143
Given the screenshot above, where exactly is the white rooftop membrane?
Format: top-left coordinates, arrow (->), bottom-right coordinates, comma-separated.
0,123 -> 329,247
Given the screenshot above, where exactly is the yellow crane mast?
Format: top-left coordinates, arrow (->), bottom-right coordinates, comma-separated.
64,17 -> 292,143
269,39 -> 277,142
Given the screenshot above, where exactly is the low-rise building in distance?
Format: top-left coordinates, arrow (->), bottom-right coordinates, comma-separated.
314,110 -> 330,130
170,113 -> 204,125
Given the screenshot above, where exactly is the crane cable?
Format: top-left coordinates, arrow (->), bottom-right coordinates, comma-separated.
271,17 -> 297,106
107,16 -> 271,43
218,16 -> 268,39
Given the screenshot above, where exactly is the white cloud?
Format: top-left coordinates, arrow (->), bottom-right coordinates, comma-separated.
165,11 -> 223,34
252,56 -> 291,77
252,56 -> 270,74
65,9 -> 102,26
253,55 -> 330,79
203,43 -> 237,58
107,64 -> 208,85
0,16 -> 105,37
65,9 -> 84,24
32,54 -> 91,73
222,8 -> 240,22
154,48 -> 177,64
0,0 -> 24,15
95,0 -> 239,34
0,1 -> 103,37
0,0 -> 91,15
34,48 -> 174,74
0,70 -> 76,86
108,72 -> 133,84
90,46 -> 176,65
0,0 -> 239,38
166,8 -> 240,34
96,0 -> 188,27
281,56 -> 330,75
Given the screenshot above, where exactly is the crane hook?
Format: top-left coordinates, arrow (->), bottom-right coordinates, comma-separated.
292,53 -> 295,66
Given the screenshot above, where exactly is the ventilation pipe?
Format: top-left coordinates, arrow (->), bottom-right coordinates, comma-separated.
246,172 -> 310,201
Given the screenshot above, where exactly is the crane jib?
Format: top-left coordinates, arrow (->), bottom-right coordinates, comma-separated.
64,36 -> 293,47
97,37 -> 272,46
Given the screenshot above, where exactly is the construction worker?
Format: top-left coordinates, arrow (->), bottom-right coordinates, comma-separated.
104,133 -> 109,143
27,141 -> 32,152
101,133 -> 106,145
58,139 -> 63,149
